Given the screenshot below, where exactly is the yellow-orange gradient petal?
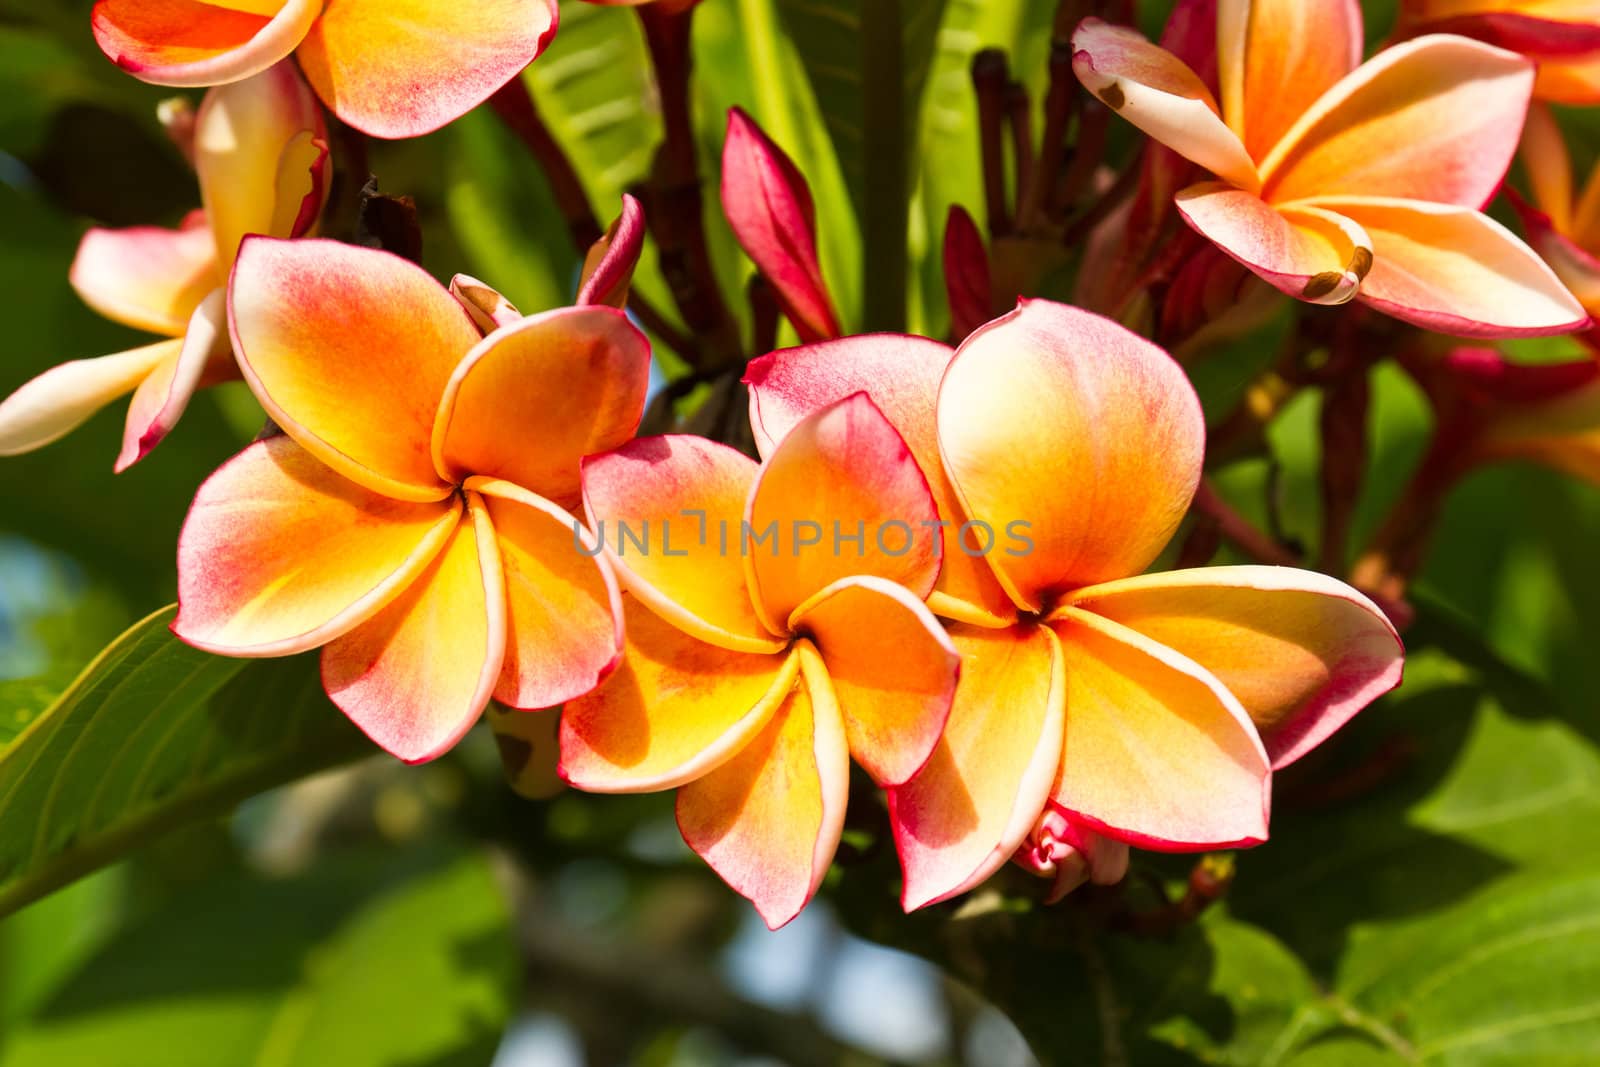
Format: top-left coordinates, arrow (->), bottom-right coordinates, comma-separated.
0,340 -> 176,458
560,601 -> 796,793
70,216 -> 218,336
1049,609 -> 1271,850
889,624 -> 1066,910
1217,0 -> 1362,160
1261,35 -> 1533,208
433,306 -> 650,504
229,237 -> 480,501
1521,102 -> 1574,229
677,644 -> 849,929
296,0 -> 558,138
581,436 -> 784,654
745,393 -> 940,633
175,435 -> 461,656
793,576 -> 958,787
323,492 -> 505,763
117,288 -> 233,473
937,299 -> 1204,612
469,478 -> 624,709
1064,566 -> 1402,769
92,0 -> 320,88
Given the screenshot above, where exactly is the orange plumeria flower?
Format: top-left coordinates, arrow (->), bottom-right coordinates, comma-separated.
559,397 -> 961,928
174,237 -> 650,762
91,0 -> 557,138
744,299 -> 1405,908
0,62 -> 326,472
1398,0 -> 1600,103
1513,103 -> 1600,319
1071,1 -> 1586,337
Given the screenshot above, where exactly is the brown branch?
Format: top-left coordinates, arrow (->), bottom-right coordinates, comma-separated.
1190,479 -> 1302,567
973,49 -> 1012,238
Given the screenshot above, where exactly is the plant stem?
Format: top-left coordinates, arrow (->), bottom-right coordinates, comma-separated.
860,0 -> 911,331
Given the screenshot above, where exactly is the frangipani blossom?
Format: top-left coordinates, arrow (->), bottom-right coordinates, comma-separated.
91,0 -> 557,139
175,238 -> 650,762
0,63 -> 327,471
561,397 -> 961,928
745,299 -> 1404,909
1513,104 -> 1600,317
1072,2 -> 1586,337
1398,0 -> 1600,103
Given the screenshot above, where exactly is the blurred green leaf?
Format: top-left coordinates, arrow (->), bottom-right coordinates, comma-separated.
0,607 -> 368,920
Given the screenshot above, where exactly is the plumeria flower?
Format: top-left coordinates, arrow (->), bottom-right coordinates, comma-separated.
1071,0 -> 1586,337
1511,104 -> 1600,319
174,238 -> 650,762
91,0 -> 557,139
560,398 -> 961,928
1397,0 -> 1600,103
745,299 -> 1404,909
0,63 -> 327,471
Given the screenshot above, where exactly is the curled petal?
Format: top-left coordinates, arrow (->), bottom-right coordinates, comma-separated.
433,306 -> 650,503
175,435 -> 461,656
937,299 -> 1203,611
323,492 -> 506,763
943,205 -> 992,343
91,0 -> 320,88
296,0 -> 559,138
70,215 -> 218,336
117,287 -> 234,473
450,274 -> 524,334
560,602 -> 795,793
1071,18 -> 1260,193
677,644 -> 849,929
577,194 -> 646,309
1014,804 -> 1130,904
792,576 -> 959,787
229,237 -> 478,501
1064,566 -> 1403,768
1217,0 -> 1362,159
890,623 -> 1066,910
722,108 -> 841,342
0,341 -> 176,458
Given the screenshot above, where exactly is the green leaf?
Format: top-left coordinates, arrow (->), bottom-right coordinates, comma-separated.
0,607 -> 369,920
0,847 -> 519,1067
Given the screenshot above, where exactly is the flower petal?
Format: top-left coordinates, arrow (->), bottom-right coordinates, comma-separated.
468,478 -> 624,709
70,215 -> 218,336
1071,17 -> 1260,192
1260,35 -> 1533,208
792,575 -> 959,787
577,194 -> 647,309
296,0 -> 558,138
745,393 -> 940,632
0,340 -> 176,458
943,204 -> 992,342
677,643 -> 849,929
1063,565 -> 1403,769
117,287 -> 233,473
229,237 -> 478,501
560,602 -> 795,793
1508,190 -> 1600,312
1049,608 -> 1271,850
1176,182 -> 1373,303
937,299 -> 1203,611
1218,0 -> 1363,159
175,435 -> 460,656
323,491 -> 505,763
1536,52 -> 1600,106
1317,196 -> 1590,337
432,306 -> 650,503
450,275 -> 524,334
1520,102 -> 1574,230
91,0 -> 320,88
889,623 -> 1066,910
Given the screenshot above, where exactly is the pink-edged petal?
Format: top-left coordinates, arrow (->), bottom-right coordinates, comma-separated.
943,204 -> 992,342
91,0 -> 320,88
1217,0 -> 1363,159
174,435 -> 461,656
745,393 -> 940,632
228,237 -> 479,501
1176,182 -> 1373,304
1400,8 -> 1600,58
722,108 -> 841,343
70,215 -> 218,336
937,299 -> 1203,611
889,623 -> 1066,910
323,491 -> 506,763
296,0 -> 558,138
467,477 -> 625,709
677,642 -> 850,929
1013,803 -> 1130,903
560,602 -> 796,793
1063,565 -> 1403,769
1049,608 -> 1271,850
0,340 -> 176,458
1317,196 -> 1591,337
432,305 -> 650,503
577,194 -> 646,309
117,287 -> 234,472
449,275 -> 524,335
1508,190 -> 1600,312
1261,35 -> 1534,209
791,575 -> 959,788
1071,17 -> 1260,193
